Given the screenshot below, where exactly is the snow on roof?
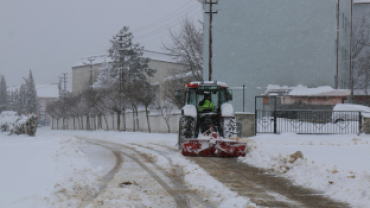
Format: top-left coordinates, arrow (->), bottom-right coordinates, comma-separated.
186,81 -> 229,88
7,84 -> 59,98
72,50 -> 177,68
164,70 -> 201,81
333,104 -> 370,112
142,50 -> 177,63
354,0 -> 370,3
264,85 -> 351,96
72,56 -> 112,68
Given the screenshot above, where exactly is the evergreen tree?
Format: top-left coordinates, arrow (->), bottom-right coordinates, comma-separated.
0,75 -> 7,112
94,26 -> 156,89
17,84 -> 26,115
11,89 -> 19,112
6,90 -> 13,111
24,70 -> 38,114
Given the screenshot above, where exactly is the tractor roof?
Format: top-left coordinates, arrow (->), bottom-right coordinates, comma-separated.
186,81 -> 229,89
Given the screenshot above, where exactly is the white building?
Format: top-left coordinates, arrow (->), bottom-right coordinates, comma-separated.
71,50 -> 188,102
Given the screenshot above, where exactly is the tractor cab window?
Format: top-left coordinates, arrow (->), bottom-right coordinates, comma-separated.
197,88 -> 219,113
186,86 -> 229,113
185,88 -> 197,106
219,88 -> 228,104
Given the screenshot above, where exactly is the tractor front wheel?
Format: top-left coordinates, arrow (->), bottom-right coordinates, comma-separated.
222,117 -> 237,138
178,116 -> 197,151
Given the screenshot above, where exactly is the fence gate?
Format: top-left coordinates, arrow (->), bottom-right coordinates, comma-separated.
255,96 -> 362,134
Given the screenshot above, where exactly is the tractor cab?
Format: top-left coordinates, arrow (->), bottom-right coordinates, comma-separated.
176,81 -> 234,135
179,81 -> 233,114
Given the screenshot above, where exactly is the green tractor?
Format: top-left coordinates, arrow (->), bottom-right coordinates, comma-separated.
176,81 -> 246,157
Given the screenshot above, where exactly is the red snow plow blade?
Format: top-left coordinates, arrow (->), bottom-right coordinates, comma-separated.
181,139 -> 247,157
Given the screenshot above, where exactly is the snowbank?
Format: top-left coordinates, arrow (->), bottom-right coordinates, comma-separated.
239,133 -> 370,207
0,112 -> 38,136
0,111 -> 28,133
0,130 -> 102,208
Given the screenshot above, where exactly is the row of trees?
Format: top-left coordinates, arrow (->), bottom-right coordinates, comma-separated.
0,71 -> 38,115
47,19 -> 204,132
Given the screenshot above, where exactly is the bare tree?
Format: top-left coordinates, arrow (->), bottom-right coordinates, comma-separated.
99,83 -> 129,131
352,16 -> 370,95
153,100 -> 175,133
164,18 -> 203,80
162,69 -> 195,108
136,81 -> 157,133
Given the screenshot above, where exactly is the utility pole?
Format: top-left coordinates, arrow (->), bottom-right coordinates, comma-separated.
62,73 -> 68,93
88,57 -> 96,87
243,84 -> 245,112
115,29 -> 129,132
116,30 -> 128,98
205,0 -> 218,81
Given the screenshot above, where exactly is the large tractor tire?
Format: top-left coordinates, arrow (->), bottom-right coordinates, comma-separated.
178,116 -> 197,151
222,117 -> 238,138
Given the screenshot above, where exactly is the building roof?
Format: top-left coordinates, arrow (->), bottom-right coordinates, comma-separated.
264,85 -> 351,97
72,50 -> 178,68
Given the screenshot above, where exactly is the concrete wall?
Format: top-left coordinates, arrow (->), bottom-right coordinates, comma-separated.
203,0 -> 352,112
235,113 -> 255,138
51,112 -> 255,137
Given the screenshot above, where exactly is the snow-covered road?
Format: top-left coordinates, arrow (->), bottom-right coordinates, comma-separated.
1,128 -> 369,207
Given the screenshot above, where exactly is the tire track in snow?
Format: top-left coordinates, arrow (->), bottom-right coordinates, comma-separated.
75,139 -> 124,207
81,139 -> 189,208
132,144 -> 216,208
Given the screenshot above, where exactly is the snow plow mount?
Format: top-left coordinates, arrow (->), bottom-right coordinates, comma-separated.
181,138 -> 247,157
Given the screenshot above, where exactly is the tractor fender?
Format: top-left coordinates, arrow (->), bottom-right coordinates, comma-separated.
182,105 -> 197,118
221,103 -> 235,117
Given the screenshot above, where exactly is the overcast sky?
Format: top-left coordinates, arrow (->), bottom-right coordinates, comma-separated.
0,0 -> 203,90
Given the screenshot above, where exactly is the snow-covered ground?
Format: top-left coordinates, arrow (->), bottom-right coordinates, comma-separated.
239,133 -> 370,208
0,128 -> 256,208
0,128 -> 114,208
1,128 -> 369,207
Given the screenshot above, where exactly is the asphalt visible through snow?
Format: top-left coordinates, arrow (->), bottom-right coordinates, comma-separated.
79,137 -> 350,208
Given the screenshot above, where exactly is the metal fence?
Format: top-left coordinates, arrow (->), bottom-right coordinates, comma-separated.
256,110 -> 362,134
255,96 -> 362,134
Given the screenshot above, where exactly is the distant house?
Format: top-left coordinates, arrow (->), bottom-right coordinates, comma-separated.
262,85 -> 351,110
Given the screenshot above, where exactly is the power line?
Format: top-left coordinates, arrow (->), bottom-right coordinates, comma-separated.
131,0 -> 195,33
135,11 -> 201,40
133,4 -> 197,35
134,5 -> 200,39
